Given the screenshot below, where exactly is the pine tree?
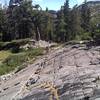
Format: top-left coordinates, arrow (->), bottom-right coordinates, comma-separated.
32,10 -> 42,40
56,7 -> 66,42
15,0 -> 34,39
81,0 -> 91,32
70,5 -> 82,40
63,0 -> 70,41
0,5 -> 5,40
1,5 -> 14,41
32,4 -> 43,41
4,0 -> 34,40
43,13 -> 53,41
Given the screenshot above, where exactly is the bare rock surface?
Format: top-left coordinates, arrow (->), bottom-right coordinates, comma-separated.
0,44 -> 100,100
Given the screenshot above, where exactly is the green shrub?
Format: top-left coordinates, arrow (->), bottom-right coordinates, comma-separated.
0,51 -> 12,62
75,32 -> 92,41
11,45 -> 20,53
26,48 -> 44,58
3,53 -> 26,67
0,48 -> 44,75
94,29 -> 100,40
80,32 -> 92,40
0,53 -> 27,75
75,35 -> 82,41
0,64 -> 13,75
0,38 -> 31,50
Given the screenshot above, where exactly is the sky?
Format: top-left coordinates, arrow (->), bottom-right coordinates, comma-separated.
0,0 -> 98,10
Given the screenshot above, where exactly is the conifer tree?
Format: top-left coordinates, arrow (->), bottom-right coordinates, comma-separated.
63,0 -> 70,41
81,0 -> 91,32
56,7 -> 66,42
70,5 -> 82,40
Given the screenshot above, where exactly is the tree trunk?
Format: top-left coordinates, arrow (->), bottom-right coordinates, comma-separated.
37,27 -> 41,41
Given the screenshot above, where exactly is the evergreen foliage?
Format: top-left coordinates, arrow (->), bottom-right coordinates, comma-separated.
0,0 -> 99,43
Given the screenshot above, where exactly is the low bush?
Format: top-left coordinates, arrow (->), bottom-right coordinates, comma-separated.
80,32 -> 92,40
0,38 -> 32,50
0,48 -> 44,75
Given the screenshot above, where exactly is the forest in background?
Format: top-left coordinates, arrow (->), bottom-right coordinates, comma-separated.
0,0 -> 99,43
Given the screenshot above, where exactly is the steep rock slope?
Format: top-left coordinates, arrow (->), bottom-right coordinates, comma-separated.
0,44 -> 100,100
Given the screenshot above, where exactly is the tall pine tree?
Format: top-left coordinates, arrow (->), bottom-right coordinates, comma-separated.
56,6 -> 66,42
81,0 -> 91,32
63,0 -> 70,41
70,5 -> 82,40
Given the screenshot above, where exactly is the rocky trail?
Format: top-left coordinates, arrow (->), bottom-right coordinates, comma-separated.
0,44 -> 100,100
